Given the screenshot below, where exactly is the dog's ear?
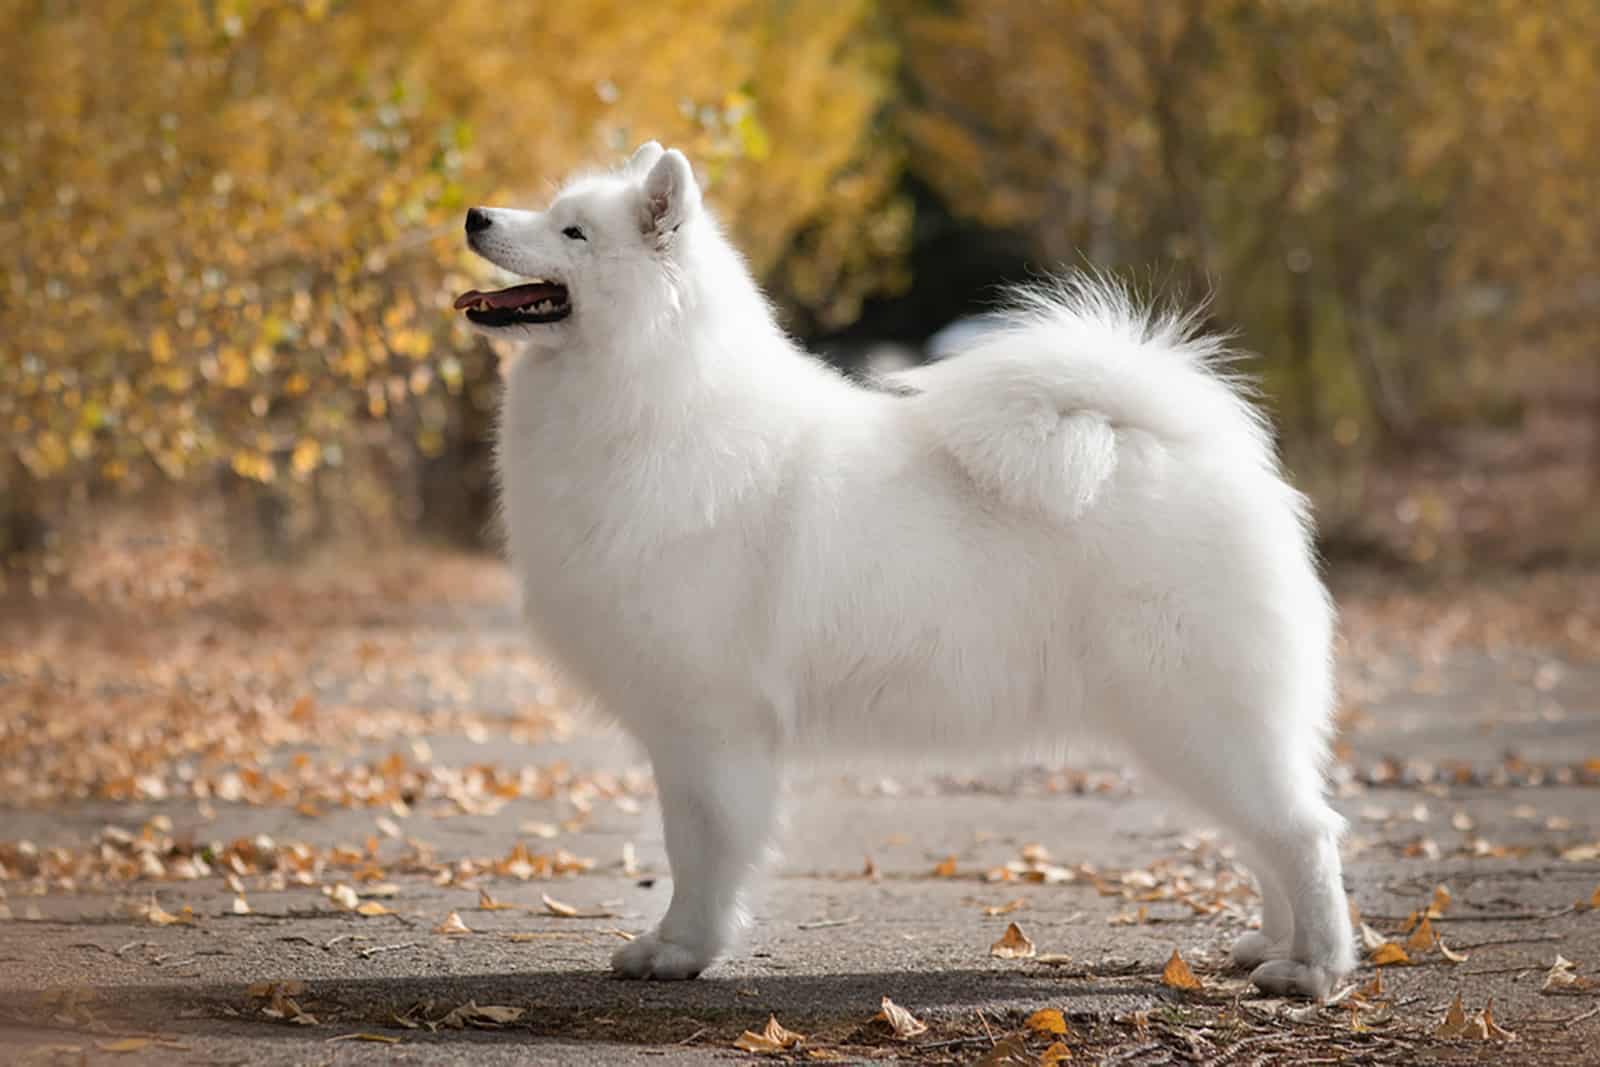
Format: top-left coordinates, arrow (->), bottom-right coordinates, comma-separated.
625,141 -> 665,177
639,149 -> 700,247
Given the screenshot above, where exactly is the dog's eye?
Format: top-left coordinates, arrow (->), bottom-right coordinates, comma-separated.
562,225 -> 586,241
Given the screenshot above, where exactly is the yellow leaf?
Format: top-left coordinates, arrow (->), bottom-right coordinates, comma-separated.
1405,916 -> 1437,953
1370,942 -> 1413,966
989,922 -> 1035,959
355,901 -> 391,917
733,1015 -> 805,1053
874,995 -> 928,1039
1160,949 -> 1202,991
1026,1008 -> 1069,1035
932,855 -> 958,878
1041,1041 -> 1073,1064
434,911 -> 472,935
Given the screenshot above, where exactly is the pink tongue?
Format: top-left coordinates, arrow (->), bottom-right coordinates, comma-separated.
453,282 -> 564,310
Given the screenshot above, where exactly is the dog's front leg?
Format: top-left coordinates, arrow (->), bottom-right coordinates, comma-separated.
612,733 -> 780,980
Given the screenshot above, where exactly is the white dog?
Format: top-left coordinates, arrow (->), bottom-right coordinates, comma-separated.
457,142 -> 1356,999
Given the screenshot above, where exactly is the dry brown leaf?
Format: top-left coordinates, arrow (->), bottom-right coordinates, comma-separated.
973,1033 -> 1031,1066
1543,954 -> 1596,993
439,1001 -> 525,1029
733,1014 -> 805,1053
1405,916 -> 1438,953
983,898 -> 1027,917
1428,884 -> 1453,917
1481,999 -> 1515,1041
248,980 -> 307,998
140,896 -> 195,927
1370,942 -> 1412,966
990,922 -> 1036,959
874,995 -> 928,1039
1026,1008 -> 1069,1035
96,1038 -> 153,1052
1436,993 -> 1471,1038
355,901 -> 391,917
1160,949 -> 1202,991
932,855 -> 958,878
540,893 -> 579,917
861,854 -> 878,880
326,1032 -> 403,1044
478,888 -> 518,911
1040,1041 -> 1073,1064
434,911 -> 472,935
1359,922 -> 1389,953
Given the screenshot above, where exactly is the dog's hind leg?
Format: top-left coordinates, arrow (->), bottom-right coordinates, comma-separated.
612,731 -> 780,980
1121,712 -> 1355,1000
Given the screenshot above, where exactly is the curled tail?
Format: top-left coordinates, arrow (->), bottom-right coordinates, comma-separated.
898,276 -> 1277,522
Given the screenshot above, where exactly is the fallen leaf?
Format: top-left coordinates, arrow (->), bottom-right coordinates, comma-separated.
478,888 -> 518,911
1405,916 -> 1437,953
1370,942 -> 1412,966
355,901 -> 391,917
1359,923 -> 1389,953
1543,954 -> 1596,993
983,898 -> 1028,917
1438,938 -> 1470,963
1428,884 -> 1453,917
1436,994 -> 1471,1038
96,1038 -> 153,1052
540,893 -> 579,917
1481,999 -> 1515,1041
1161,949 -> 1202,991
973,1034 -> 1031,1066
875,995 -> 928,1039
990,922 -> 1036,959
326,884 -> 359,911
1040,1041 -> 1073,1064
434,911 -> 472,935
733,1014 -> 805,1053
932,855 -> 958,878
1026,1008 -> 1069,1035
247,981 -> 307,998
438,1001 -> 525,1029
232,895 -> 252,915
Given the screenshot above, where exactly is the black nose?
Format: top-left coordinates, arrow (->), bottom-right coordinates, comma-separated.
465,208 -> 492,234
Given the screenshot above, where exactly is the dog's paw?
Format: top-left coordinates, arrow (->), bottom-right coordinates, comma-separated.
610,932 -> 709,980
1229,931 -> 1288,969
1249,959 -> 1339,1001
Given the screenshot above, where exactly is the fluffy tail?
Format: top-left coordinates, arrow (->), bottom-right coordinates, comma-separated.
898,276 -> 1277,522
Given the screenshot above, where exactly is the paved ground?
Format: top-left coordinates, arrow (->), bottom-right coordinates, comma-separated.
2,555 -> 1599,1064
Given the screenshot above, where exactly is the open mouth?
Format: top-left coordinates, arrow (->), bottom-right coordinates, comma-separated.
453,281 -> 571,327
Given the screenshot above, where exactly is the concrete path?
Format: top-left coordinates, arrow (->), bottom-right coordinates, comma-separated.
3,557 -> 1599,1064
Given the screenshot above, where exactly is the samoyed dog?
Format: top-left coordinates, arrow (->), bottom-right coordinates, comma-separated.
457,143 -> 1356,999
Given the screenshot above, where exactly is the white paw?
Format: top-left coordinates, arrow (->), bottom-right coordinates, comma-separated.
1249,958 -> 1338,1001
1230,931 -> 1288,969
610,931 -> 711,980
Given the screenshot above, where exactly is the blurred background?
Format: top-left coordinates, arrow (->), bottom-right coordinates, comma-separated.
3,0 -> 1597,587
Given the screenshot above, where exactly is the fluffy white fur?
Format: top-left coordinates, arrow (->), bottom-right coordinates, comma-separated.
466,143 -> 1356,998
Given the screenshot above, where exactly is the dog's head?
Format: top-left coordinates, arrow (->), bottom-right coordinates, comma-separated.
455,142 -> 701,348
